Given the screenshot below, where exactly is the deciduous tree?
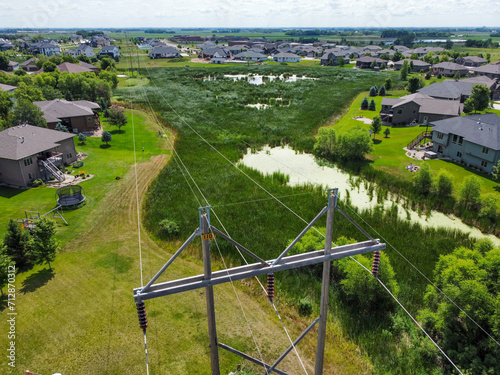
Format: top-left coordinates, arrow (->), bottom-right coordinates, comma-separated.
370,116 -> 382,139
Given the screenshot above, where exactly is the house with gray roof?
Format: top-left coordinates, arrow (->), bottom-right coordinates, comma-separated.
0,83 -> 17,94
28,41 -> 60,57
380,93 -> 461,125
431,62 -> 469,77
320,51 -> 350,66
431,114 -> 500,173
234,51 -> 268,62
455,56 -> 488,67
148,46 -> 180,59
471,62 -> 500,80
0,124 -> 77,187
64,44 -> 95,58
98,45 -> 120,59
20,57 -> 38,72
34,99 -> 100,134
418,76 -> 498,102
356,56 -> 387,69
394,59 -> 431,72
273,52 -> 300,63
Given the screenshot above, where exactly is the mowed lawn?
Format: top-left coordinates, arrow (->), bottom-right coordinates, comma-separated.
0,109 -> 170,240
0,107 -> 372,375
330,91 -> 500,197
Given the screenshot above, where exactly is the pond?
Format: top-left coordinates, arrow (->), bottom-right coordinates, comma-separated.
241,146 -> 500,246
204,74 -> 317,85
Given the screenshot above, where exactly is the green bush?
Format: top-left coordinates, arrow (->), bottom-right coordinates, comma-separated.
298,297 -> 313,316
30,178 -> 44,187
158,219 -> 180,239
73,161 -> 84,168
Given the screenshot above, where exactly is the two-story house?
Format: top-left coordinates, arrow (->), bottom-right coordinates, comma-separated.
0,124 -> 77,187
431,113 -> 500,173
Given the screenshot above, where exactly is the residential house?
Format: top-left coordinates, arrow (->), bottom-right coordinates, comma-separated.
376,49 -> 395,58
394,59 -> 431,72
0,38 -> 14,51
361,46 -> 382,55
6,61 -> 19,71
407,46 -> 445,58
98,45 -> 120,59
320,51 -> 350,66
0,83 -> 17,94
380,93 -> 461,125
418,76 -> 498,102
273,52 -> 301,63
20,57 -> 38,72
29,41 -> 61,56
148,46 -> 181,59
0,124 -> 77,187
431,113 -> 500,173
234,51 -> 268,62
356,56 -> 387,69
455,56 -> 488,67
471,62 -> 500,80
55,62 -> 99,74
34,99 -> 101,134
431,62 -> 469,77
200,47 -> 231,59
65,44 -> 96,58
90,35 -> 111,48
227,45 -> 249,54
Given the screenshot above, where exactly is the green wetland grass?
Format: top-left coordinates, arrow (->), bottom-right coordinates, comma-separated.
121,66 -> 480,373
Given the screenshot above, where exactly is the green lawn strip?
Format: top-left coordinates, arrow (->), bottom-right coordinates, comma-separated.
0,109 -> 170,240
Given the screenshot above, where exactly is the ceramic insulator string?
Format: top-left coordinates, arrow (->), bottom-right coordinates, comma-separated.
371,250 -> 380,277
267,273 -> 275,300
137,301 -> 148,330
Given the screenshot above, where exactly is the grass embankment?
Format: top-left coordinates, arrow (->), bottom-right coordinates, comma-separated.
125,66 -> 480,373
329,89 -> 500,205
0,107 -> 372,374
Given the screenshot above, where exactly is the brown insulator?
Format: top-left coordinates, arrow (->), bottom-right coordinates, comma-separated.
267,273 -> 275,300
136,301 -> 148,330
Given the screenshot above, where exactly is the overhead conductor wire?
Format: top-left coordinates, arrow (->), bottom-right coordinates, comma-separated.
141,60 -> 463,373
125,32 -> 148,375
142,64 -> 310,372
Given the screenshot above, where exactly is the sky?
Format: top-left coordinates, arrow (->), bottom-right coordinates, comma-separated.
0,0 -> 499,29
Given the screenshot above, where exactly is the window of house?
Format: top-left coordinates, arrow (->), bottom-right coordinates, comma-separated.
457,151 -> 462,158
23,157 -> 33,167
437,132 -> 444,140
28,172 -> 34,180
397,109 -> 403,114
458,136 -> 463,146
452,135 -> 458,144
482,147 -> 489,154
481,160 -> 488,168
67,153 -> 73,159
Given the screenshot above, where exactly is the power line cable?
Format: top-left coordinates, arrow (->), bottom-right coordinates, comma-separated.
344,203 -> 500,348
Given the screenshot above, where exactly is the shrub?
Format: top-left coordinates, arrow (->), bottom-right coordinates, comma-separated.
158,219 -> 180,238
298,297 -> 313,316
73,161 -> 84,168
360,97 -> 369,110
30,178 -> 44,187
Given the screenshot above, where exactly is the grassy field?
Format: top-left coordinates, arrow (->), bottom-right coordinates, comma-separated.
0,106 -> 374,374
122,65 -> 485,373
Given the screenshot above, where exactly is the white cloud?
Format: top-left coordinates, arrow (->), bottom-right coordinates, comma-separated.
0,0 -> 498,28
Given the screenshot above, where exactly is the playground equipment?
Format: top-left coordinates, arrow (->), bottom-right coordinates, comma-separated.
56,185 -> 86,208
17,206 -> 68,230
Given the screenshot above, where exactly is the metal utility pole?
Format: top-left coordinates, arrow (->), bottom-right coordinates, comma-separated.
201,210 -> 220,375
315,189 -> 336,374
134,189 -> 385,375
